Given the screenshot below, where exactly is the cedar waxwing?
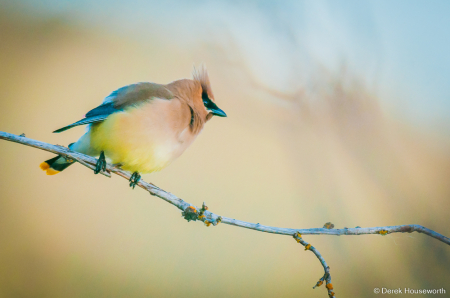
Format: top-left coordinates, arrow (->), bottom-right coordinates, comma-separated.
40,67 -> 226,188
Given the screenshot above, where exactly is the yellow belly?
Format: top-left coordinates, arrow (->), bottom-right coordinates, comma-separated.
89,100 -> 194,173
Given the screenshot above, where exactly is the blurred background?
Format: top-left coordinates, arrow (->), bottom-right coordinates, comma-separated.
0,0 -> 449,297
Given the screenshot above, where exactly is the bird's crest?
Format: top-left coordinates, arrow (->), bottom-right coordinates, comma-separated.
193,65 -> 214,101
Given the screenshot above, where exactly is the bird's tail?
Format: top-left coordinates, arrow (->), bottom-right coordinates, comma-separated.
39,155 -> 75,175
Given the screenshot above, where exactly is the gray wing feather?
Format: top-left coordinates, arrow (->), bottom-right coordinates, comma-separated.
53,115 -> 109,133
53,82 -> 173,133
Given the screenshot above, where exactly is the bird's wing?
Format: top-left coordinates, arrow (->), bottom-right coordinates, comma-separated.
53,83 -> 174,133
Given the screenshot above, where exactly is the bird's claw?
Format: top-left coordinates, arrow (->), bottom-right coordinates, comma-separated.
94,151 -> 107,174
129,172 -> 141,189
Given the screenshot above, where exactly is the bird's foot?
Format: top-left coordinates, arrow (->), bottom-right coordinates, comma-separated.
129,172 -> 141,189
94,151 -> 107,174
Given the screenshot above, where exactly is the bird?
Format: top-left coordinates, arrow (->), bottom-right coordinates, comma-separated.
39,67 -> 226,188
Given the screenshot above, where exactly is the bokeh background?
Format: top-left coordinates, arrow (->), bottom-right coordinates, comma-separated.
0,1 -> 449,297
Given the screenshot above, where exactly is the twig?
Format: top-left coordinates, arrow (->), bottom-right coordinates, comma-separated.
1,131 -> 450,297
294,232 -> 334,298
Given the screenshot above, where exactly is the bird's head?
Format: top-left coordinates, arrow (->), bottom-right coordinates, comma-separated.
193,66 -> 227,121
166,67 -> 226,134
192,66 -> 227,121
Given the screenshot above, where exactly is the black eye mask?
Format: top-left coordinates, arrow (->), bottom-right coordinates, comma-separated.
202,92 -> 227,117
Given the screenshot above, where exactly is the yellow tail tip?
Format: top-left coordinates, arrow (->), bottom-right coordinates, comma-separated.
46,168 -> 60,175
40,162 -> 50,171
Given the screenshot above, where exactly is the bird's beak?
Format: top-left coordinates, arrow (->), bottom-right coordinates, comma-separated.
210,107 -> 227,117
203,97 -> 227,117
206,101 -> 227,117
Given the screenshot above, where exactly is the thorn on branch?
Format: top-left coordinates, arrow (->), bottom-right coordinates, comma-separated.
19,133 -> 25,137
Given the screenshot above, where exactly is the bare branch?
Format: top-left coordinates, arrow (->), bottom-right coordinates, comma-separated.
1,131 -> 449,298
294,232 -> 334,298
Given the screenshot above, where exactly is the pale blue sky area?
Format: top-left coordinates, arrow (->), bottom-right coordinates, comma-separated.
4,0 -> 450,130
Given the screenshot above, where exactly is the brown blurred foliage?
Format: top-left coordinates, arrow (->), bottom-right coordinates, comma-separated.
0,9 -> 449,298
